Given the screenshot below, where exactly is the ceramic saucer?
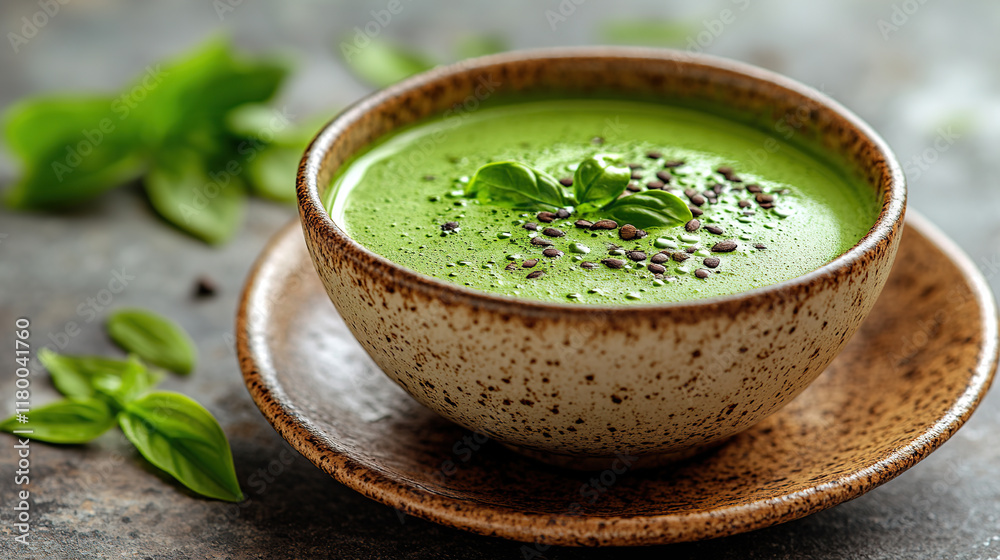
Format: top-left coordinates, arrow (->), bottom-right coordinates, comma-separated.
236,211 -> 997,546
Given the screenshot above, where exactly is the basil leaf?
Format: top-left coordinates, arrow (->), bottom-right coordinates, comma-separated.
247,144 -> 301,203
118,392 -> 243,502
600,20 -> 696,47
145,149 -> 246,245
573,154 -> 630,212
39,349 -> 157,400
466,161 -> 568,211
0,398 -> 116,444
454,34 -> 508,59
91,357 -> 161,405
3,96 -> 146,209
340,39 -> 435,88
106,308 -> 197,376
603,189 -> 693,229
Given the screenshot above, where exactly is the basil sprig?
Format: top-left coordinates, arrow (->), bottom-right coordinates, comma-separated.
1,309 -> 243,502
464,155 -> 692,227
573,154 -> 630,213
107,308 -> 197,375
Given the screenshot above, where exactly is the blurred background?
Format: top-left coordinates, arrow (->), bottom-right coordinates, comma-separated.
1,1 -> 998,558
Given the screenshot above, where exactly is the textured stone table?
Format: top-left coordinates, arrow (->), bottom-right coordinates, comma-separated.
1,1 -> 998,558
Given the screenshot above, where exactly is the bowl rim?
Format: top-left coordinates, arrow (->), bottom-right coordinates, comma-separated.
297,46 -> 906,314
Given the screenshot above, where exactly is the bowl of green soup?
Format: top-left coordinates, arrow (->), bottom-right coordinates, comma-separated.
297,48 -> 905,468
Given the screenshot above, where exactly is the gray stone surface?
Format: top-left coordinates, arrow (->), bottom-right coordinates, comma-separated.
0,1 -> 998,558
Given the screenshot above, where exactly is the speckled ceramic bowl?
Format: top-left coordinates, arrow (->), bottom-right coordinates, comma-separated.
296,48 -> 906,468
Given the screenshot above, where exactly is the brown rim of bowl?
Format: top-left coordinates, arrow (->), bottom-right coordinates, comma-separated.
296,47 -> 906,315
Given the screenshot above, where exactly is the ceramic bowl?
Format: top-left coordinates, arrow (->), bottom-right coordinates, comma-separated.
296,48 -> 906,468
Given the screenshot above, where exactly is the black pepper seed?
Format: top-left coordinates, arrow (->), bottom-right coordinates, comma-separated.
684,188 -> 698,198
712,240 -> 738,252
619,224 -> 638,240
685,219 -> 701,232
705,225 -> 724,235
556,208 -> 571,219
648,263 -> 666,274
601,258 -> 625,269
523,222 -> 538,231
627,163 -> 643,170
580,261 -> 598,270
746,184 -> 763,193
522,259 -> 539,268
504,262 -> 517,271
542,248 -> 564,258
526,270 -> 545,279
738,199 -> 751,208
712,183 -> 724,194
755,193 -> 775,204
537,211 -> 557,223
530,237 -> 553,246
663,160 -> 684,167
591,219 -> 618,230
689,206 -> 704,217
703,257 -> 721,268
656,170 -> 672,183
542,227 -> 565,237
646,151 -> 662,159
627,250 -> 647,262
630,171 -> 643,180
194,276 -> 217,298
650,253 -> 669,264
685,246 -> 697,253
671,252 -> 690,262
690,194 -> 706,206
636,229 -> 648,239
575,219 -> 594,229
626,182 -> 642,192
759,203 -> 774,209
441,221 -> 459,231
716,166 -> 734,176
754,243 -> 767,250
646,180 -> 665,190
695,268 -> 711,279
559,177 -> 574,187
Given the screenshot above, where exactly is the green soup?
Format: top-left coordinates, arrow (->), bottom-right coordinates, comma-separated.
326,99 -> 878,305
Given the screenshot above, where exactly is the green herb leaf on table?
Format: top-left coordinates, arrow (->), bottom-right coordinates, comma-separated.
573,154 -> 630,212
91,357 -> 161,406
340,38 -> 435,88
0,398 -> 116,444
465,161 -> 569,211
603,189 -> 694,229
39,349 -> 157,400
145,149 -> 247,245
118,392 -> 243,502
106,308 -> 198,376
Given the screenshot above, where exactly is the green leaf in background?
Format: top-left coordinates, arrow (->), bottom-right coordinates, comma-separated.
0,398 -> 116,444
3,96 -> 146,209
600,20 -> 697,47
573,154 -> 630,212
341,38 -> 435,88
118,392 -> 243,502
144,149 -> 247,245
106,308 -> 197,375
247,145 -> 301,203
465,161 -> 569,211
454,34 -> 508,59
39,349 -> 157,400
603,189 -> 693,229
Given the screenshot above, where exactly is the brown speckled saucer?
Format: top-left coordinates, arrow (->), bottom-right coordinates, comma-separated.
237,211 -> 997,547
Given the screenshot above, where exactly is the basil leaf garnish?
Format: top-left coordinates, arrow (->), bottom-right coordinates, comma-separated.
465,161 -> 568,211
118,392 -> 243,502
603,189 -> 693,228
106,308 -> 197,375
0,398 -> 116,444
39,349 -> 157,400
573,154 -> 630,212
